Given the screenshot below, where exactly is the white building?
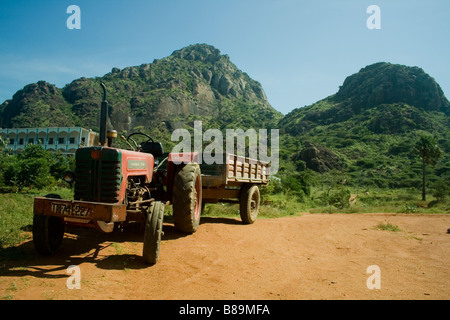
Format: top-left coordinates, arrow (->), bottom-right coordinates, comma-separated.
0,127 -> 99,156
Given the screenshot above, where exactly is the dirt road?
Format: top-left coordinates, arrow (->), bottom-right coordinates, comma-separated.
1,213 -> 449,300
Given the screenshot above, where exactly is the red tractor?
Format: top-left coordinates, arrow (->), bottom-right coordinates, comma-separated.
33,83 -> 270,265
33,83 -> 202,265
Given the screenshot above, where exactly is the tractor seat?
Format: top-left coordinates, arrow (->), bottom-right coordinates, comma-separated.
140,141 -> 164,158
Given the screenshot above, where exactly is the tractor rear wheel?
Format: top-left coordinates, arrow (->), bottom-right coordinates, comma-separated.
143,201 -> 164,265
172,163 -> 202,233
239,184 -> 260,224
33,194 -> 64,255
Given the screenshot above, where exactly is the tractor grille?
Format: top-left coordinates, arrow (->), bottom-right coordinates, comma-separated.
74,148 -> 122,203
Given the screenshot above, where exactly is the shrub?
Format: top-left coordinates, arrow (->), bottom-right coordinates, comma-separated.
328,187 -> 351,209
5,157 -> 55,191
2,144 -> 64,192
432,179 -> 449,201
400,203 -> 418,213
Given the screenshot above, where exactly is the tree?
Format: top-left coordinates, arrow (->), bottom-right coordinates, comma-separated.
3,144 -> 56,191
15,157 -> 54,191
414,135 -> 442,201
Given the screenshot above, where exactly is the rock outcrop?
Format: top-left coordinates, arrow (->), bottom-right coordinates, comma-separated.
298,142 -> 342,173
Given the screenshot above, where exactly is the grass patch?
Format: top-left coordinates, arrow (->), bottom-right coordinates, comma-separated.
373,221 -> 401,232
111,243 -> 123,255
202,192 -> 307,220
308,187 -> 450,214
0,187 -> 73,250
0,193 -> 34,248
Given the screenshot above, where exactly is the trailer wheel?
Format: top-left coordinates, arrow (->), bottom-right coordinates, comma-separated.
143,201 -> 164,265
173,163 -> 202,233
33,194 -> 65,255
239,184 -> 260,224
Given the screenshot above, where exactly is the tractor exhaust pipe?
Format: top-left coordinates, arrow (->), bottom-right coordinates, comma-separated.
99,83 -> 108,146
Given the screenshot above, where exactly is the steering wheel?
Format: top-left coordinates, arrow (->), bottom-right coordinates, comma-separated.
126,132 -> 154,149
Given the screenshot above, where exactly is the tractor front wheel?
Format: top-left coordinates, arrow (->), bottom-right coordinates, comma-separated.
143,201 -> 165,265
33,194 -> 65,255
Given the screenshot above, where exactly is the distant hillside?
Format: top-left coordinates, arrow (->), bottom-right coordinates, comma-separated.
0,44 -> 282,139
279,62 -> 450,188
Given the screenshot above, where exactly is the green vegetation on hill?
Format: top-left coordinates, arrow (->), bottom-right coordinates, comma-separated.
279,62 -> 449,200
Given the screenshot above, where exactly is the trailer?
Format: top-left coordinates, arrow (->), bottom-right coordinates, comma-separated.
200,153 -> 270,224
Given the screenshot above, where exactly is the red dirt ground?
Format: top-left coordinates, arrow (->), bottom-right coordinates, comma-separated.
1,213 -> 449,300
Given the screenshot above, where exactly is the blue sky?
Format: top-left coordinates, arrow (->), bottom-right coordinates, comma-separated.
0,0 -> 449,115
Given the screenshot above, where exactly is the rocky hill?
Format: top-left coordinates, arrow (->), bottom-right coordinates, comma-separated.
0,44 -> 282,136
336,62 -> 449,114
280,62 -> 449,135
280,62 -> 449,188
0,81 -> 73,128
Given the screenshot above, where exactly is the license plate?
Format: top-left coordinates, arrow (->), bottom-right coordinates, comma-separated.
34,197 -> 127,222
51,202 -> 93,218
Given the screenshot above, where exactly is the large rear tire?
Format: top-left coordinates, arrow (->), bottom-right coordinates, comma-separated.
239,184 -> 260,224
172,163 -> 202,233
33,194 -> 64,255
143,201 -> 164,265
